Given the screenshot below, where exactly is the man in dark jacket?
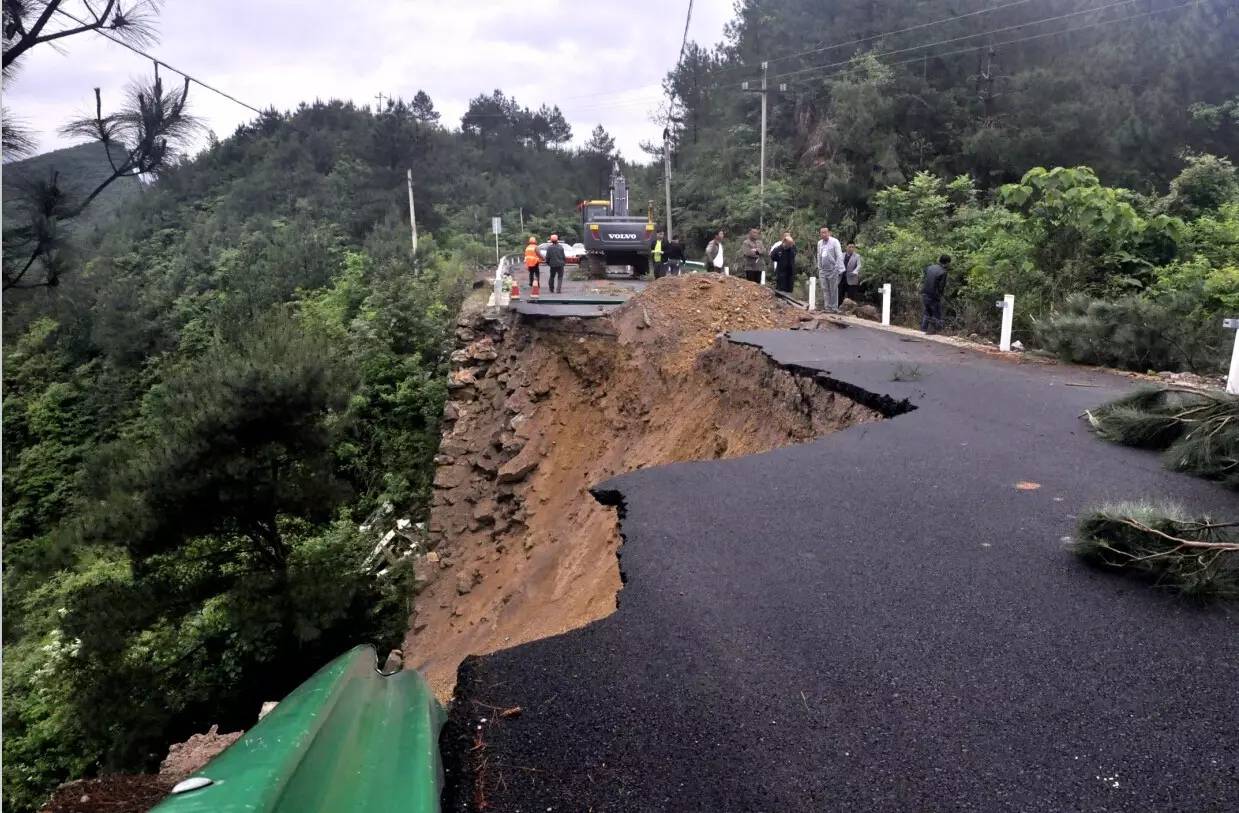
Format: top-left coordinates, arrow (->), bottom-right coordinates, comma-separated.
664,234 -> 685,276
770,231 -> 796,292
545,234 -> 567,293
921,254 -> 950,333
740,228 -> 766,283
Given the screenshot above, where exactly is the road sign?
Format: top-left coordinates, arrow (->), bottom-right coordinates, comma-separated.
492,217 -> 502,235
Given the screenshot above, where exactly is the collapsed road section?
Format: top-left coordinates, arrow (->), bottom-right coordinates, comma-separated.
405,275 -> 887,697
438,320 -> 1238,813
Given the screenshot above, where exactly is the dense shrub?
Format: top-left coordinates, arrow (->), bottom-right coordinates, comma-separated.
1034,293 -> 1226,373
856,162 -> 1238,370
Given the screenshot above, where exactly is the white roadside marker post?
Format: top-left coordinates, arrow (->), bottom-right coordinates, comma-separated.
724,266 -> 730,276
1224,317 -> 1239,395
997,294 -> 1015,351
881,283 -> 892,326
760,268 -> 767,287
808,277 -> 817,311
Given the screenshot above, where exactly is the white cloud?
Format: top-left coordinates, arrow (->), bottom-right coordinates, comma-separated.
3,0 -> 735,161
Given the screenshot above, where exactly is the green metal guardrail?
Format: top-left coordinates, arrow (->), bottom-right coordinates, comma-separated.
152,645 -> 444,813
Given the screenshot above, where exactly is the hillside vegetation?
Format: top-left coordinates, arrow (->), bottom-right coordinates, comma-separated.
4,0 -> 1239,808
2,142 -> 142,235
1,97 -> 632,812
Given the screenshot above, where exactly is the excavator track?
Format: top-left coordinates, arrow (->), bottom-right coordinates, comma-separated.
586,253 -> 608,279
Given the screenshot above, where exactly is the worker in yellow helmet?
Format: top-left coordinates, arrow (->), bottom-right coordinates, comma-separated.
524,236 -> 542,288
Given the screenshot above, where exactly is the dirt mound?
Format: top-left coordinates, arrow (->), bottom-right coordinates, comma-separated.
158,724 -> 242,784
612,275 -> 802,376
407,276 -> 876,698
39,776 -> 171,813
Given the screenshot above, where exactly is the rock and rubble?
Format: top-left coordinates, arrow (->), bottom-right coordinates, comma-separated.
406,275 -> 882,697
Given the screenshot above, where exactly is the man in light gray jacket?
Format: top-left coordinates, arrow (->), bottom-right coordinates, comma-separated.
816,226 -> 845,312
840,241 -> 862,303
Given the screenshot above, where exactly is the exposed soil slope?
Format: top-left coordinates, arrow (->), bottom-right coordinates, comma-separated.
407,275 -> 880,697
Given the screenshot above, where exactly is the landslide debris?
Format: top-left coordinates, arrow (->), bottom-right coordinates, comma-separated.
406,275 -> 880,697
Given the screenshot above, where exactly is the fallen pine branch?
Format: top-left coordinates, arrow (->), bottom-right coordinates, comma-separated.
1085,388 -> 1239,489
1072,501 -> 1239,599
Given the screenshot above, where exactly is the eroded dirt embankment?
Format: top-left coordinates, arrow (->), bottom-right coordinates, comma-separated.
406,275 -> 881,697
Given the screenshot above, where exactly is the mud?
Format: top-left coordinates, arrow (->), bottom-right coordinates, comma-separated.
405,275 -> 881,698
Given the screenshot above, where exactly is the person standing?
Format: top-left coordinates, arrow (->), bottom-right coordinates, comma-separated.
840,241 -> 862,304
650,229 -> 666,279
545,233 -> 567,294
815,226 -> 844,311
921,254 -> 950,334
665,233 -> 685,276
740,228 -> 766,283
770,231 -> 797,293
705,229 -> 726,273
523,236 -> 542,288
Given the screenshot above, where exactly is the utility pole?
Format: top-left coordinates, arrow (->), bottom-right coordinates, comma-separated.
406,168 -> 418,256
759,61 -> 766,230
375,91 -> 387,110
973,40 -> 999,122
519,207 -> 525,234
663,127 -> 673,239
741,62 -> 786,231
982,46 -> 996,121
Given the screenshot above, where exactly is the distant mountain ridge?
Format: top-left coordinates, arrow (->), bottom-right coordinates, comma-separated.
3,141 -> 142,233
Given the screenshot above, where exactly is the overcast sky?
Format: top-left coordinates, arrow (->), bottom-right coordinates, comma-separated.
3,0 -> 735,163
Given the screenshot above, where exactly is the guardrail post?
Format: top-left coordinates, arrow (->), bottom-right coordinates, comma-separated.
807,277 -> 817,311
997,294 -> 1015,351
1224,317 -> 1239,395
881,283 -> 891,326
760,268 -> 767,287
724,265 -> 729,276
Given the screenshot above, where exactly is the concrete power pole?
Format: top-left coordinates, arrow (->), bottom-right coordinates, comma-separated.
759,61 -> 767,230
406,169 -> 418,256
663,128 -> 673,239
742,62 -> 786,231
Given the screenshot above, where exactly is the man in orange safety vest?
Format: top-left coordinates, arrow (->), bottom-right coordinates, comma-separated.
524,236 -> 542,287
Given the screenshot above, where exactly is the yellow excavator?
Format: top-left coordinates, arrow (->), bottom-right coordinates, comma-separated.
578,161 -> 655,278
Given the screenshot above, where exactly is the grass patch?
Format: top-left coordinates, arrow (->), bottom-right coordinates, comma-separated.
890,362 -> 924,382
1073,501 -> 1239,599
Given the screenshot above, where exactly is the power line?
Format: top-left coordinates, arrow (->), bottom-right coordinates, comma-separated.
676,0 -> 695,69
774,0 -> 1154,80
780,0 -> 1202,88
54,6 -> 268,117
712,0 -> 1043,79
665,0 -> 696,122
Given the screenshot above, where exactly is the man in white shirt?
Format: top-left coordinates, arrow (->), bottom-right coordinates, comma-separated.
705,229 -> 726,272
816,226 -> 845,312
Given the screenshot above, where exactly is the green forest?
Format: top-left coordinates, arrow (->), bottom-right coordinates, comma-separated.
3,0 -> 1238,809
0,95 -> 631,810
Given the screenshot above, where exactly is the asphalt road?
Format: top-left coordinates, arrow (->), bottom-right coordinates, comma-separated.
441,323 -> 1238,812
